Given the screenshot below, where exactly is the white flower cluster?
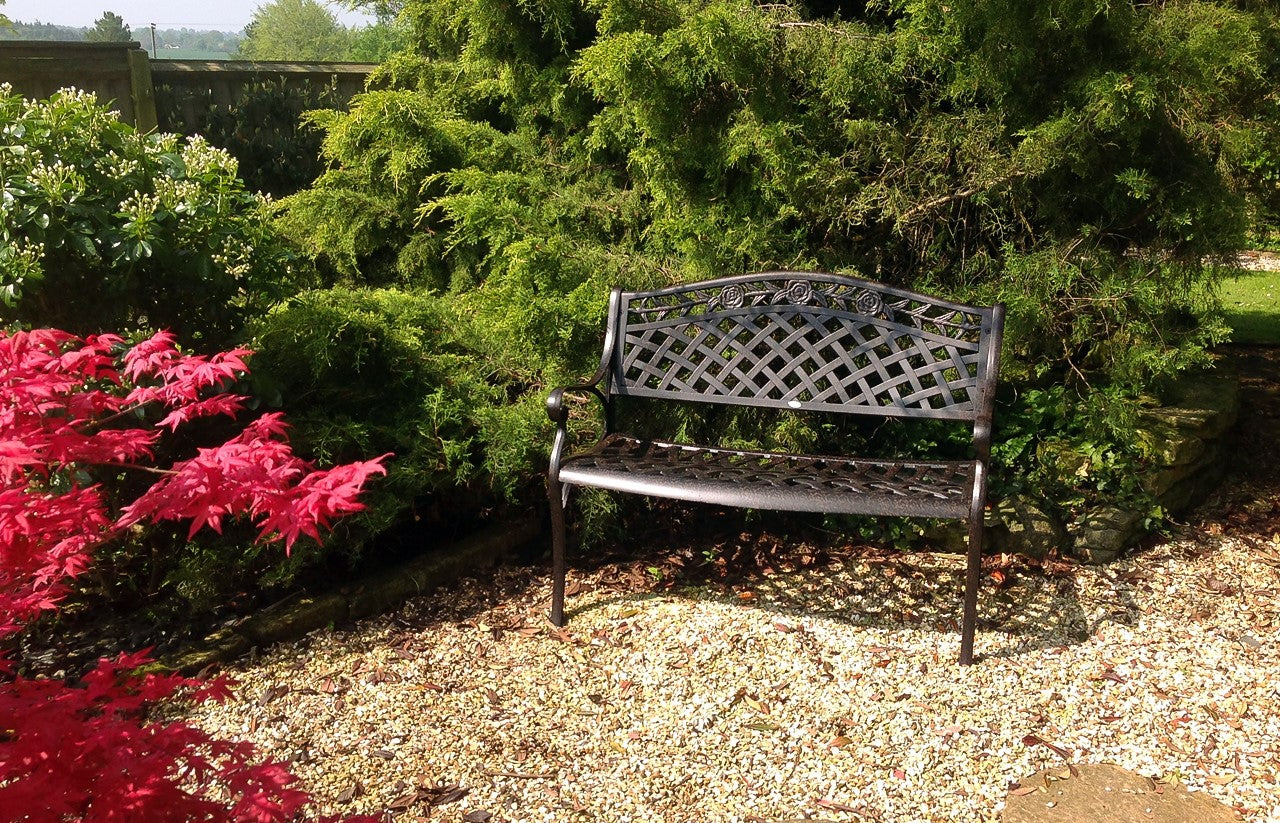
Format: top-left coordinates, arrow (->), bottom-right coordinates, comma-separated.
0,238 -> 47,281
118,190 -> 162,223
149,133 -> 181,155
153,176 -> 206,214
102,150 -> 142,179
27,159 -> 85,202
21,90 -> 120,133
180,135 -> 239,179
210,233 -> 254,277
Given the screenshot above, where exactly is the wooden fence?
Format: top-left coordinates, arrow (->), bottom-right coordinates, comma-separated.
0,41 -> 374,131
0,42 -> 157,128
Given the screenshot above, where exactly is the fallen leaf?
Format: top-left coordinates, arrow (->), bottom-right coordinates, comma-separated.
1009,785 -> 1040,797
463,812 -> 493,822
425,784 -> 469,806
1099,668 -> 1128,684
1202,575 -> 1235,594
1022,734 -> 1072,759
1204,775 -> 1236,785
258,684 -> 289,705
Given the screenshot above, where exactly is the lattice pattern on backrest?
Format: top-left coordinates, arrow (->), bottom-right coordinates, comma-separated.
611,272 -> 992,420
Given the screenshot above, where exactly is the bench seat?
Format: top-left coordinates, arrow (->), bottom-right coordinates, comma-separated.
558,434 -> 975,519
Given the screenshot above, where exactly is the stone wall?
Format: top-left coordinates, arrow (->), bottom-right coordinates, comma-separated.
990,373 -> 1239,563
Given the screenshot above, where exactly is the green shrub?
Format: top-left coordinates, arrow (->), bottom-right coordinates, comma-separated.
245,287 -> 552,557
268,0 -> 1276,545
0,87 -> 303,344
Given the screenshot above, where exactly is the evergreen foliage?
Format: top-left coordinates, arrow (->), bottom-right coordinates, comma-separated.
85,11 -> 131,43
271,0 -> 1277,542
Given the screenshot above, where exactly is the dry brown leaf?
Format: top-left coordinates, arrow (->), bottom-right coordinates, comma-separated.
387,791 -> 420,810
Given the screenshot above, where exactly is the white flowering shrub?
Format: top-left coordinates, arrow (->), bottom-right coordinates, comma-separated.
0,86 -> 303,343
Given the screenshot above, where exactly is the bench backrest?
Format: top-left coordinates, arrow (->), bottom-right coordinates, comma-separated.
606,272 -> 1002,423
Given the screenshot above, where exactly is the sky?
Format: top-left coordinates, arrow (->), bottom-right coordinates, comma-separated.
2,0 -> 373,31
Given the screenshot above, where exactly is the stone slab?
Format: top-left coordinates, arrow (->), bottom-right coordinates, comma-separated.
1003,764 -> 1239,823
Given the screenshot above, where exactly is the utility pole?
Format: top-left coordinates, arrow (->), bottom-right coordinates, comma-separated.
149,23 -> 157,58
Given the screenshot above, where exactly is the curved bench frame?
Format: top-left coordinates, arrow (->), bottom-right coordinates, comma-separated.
546,271 -> 1004,664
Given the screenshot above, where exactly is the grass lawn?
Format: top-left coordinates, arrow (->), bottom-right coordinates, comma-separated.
1220,265 -> 1280,344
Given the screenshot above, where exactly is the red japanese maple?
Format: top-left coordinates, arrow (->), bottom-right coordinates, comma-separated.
0,328 -> 388,821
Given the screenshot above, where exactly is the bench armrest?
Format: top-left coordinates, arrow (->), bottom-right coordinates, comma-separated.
548,287 -> 623,426
546,377 -> 607,424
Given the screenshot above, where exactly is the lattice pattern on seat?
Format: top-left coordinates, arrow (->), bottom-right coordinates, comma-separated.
614,273 -> 990,419
558,435 -> 975,519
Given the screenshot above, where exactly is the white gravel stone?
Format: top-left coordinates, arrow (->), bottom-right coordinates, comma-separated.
182,532 -> 1280,822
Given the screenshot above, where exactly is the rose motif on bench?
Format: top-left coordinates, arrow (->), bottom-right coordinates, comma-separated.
854,289 -> 885,317
785,279 -> 814,304
719,283 -> 747,309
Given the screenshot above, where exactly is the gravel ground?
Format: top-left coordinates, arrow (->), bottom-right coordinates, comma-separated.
183,347 -> 1280,823
1234,251 -> 1280,272
185,523 -> 1280,822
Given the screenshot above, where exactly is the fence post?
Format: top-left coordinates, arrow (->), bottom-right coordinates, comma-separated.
126,46 -> 158,131
127,47 -> 158,132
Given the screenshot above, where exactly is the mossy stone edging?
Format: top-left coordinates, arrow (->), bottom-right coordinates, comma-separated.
161,517 -> 542,674
1005,373 -> 1238,563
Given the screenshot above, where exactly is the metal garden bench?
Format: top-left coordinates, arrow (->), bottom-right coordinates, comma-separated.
545,271 -> 1005,664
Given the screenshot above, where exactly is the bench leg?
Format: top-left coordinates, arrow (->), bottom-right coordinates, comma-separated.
959,504 -> 984,666
548,477 -> 568,627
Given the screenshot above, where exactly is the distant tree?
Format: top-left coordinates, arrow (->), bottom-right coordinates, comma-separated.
347,20 -> 405,62
0,21 -> 87,41
85,11 -> 131,42
237,0 -> 351,61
